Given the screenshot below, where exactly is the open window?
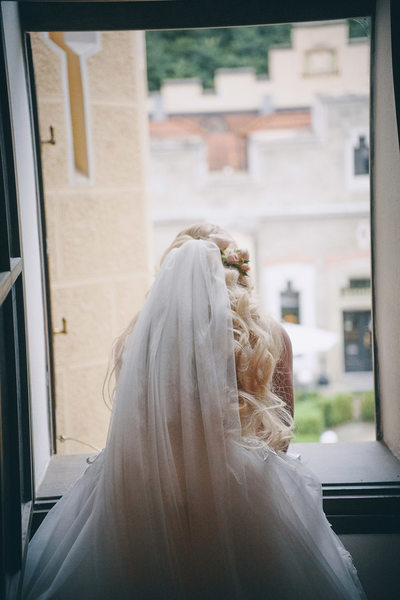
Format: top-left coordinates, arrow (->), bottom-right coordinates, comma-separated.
28,17 -> 374,454
1,1 -> 400,598
0,30 -> 32,597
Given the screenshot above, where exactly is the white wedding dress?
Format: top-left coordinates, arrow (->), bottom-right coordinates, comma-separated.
22,240 -> 366,599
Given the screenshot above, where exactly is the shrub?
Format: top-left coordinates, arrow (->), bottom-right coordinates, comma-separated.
360,391 -> 375,421
295,391 -> 324,404
294,400 -> 324,435
318,394 -> 353,427
333,393 -> 354,423
292,432 -> 321,443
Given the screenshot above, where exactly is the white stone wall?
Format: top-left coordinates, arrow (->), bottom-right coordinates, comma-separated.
150,95 -> 371,391
249,95 -> 369,206
269,22 -> 369,109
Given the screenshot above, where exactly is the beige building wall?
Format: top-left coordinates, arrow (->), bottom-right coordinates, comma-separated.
31,31 -> 152,454
259,215 -> 371,387
269,22 -> 369,108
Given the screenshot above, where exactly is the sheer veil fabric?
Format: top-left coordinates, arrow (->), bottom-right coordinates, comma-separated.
22,240 -> 366,599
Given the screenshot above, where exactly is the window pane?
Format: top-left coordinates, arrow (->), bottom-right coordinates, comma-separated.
31,17 -> 373,455
146,19 -> 373,445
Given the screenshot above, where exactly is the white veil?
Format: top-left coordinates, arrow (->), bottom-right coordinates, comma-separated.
102,239 -> 245,597
22,240 -> 366,600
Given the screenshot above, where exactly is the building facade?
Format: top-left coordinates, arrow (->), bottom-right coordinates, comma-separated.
149,20 -> 371,392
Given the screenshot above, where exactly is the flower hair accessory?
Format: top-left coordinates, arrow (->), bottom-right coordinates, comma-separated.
220,246 -> 250,277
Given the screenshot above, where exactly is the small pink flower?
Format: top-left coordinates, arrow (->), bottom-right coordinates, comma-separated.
227,253 -> 239,264
241,263 -> 250,272
239,248 -> 249,261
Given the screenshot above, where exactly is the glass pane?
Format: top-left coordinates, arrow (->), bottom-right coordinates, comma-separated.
31,17 -> 373,455
146,19 -> 373,445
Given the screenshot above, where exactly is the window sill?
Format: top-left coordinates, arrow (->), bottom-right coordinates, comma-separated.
32,441 -> 400,537
291,440 -> 400,485
291,441 -> 400,534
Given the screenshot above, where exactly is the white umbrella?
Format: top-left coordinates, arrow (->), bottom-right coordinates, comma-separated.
282,322 -> 338,356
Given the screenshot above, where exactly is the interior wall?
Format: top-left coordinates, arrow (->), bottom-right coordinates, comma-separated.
373,0 -> 400,457
340,2 -> 400,598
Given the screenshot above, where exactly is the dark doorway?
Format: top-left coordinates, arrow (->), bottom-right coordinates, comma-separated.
343,310 -> 372,371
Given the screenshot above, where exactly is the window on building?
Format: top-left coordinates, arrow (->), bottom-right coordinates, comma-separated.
349,277 -> 371,289
280,280 -> 300,324
343,310 -> 373,372
304,47 -> 337,76
354,135 -> 369,176
346,129 -> 370,191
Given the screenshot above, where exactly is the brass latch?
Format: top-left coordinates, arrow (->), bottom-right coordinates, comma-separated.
41,125 -> 56,145
53,317 -> 67,335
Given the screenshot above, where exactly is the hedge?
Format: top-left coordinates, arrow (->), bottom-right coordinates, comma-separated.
360,391 -> 375,421
294,393 -> 354,435
317,394 -> 353,428
294,400 -> 324,435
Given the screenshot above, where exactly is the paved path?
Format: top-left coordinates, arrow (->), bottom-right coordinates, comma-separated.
331,421 -> 375,442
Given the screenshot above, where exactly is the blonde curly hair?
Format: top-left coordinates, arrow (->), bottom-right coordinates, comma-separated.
109,223 -> 294,452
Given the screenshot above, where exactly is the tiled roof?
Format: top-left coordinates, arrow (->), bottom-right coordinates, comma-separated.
149,110 -> 310,170
235,111 -> 311,133
149,117 -> 206,137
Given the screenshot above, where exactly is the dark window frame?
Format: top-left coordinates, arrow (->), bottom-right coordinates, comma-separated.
1,3 -> 397,595
23,32 -> 57,454
19,0 -> 376,32
0,12 -> 33,599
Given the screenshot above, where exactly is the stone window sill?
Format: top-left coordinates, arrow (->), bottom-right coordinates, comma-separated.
32,441 -> 400,537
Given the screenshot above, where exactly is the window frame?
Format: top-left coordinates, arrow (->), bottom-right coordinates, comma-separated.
23,31 -> 57,455
13,0 -> 400,544
0,11 -> 33,598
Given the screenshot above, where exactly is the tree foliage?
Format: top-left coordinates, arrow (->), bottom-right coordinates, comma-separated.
145,25 -> 292,92
348,17 -> 370,39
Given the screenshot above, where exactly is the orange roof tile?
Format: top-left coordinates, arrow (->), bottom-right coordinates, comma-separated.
149,111 -> 310,138
149,110 -> 310,171
238,111 -> 311,134
149,117 -> 206,137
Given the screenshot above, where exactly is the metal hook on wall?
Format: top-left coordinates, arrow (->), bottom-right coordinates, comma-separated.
53,317 -> 67,335
41,125 -> 56,145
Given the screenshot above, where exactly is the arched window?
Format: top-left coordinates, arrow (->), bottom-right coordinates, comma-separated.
280,280 -> 300,324
354,135 -> 369,176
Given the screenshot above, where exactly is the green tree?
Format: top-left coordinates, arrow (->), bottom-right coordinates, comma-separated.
145,25 -> 292,92
348,17 -> 370,38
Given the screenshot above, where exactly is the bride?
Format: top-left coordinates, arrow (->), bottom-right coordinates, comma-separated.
22,224 -> 366,599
